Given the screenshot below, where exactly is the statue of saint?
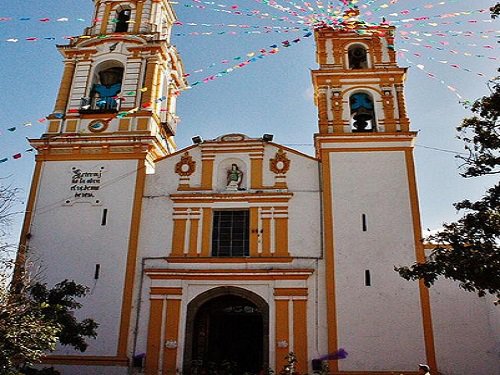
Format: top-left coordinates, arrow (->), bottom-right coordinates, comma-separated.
226,164 -> 243,191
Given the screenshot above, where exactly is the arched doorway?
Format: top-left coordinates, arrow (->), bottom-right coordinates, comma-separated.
183,287 -> 269,375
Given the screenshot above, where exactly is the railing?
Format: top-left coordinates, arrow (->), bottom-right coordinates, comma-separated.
79,96 -> 121,114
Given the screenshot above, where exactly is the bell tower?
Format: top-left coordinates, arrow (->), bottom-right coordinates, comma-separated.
313,13 -> 437,374
17,0 -> 187,370
312,17 -> 409,134
40,0 -> 187,167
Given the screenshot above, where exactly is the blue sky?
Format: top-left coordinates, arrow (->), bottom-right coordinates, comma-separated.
0,0 -> 498,243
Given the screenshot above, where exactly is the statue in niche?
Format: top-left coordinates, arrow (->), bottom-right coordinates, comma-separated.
91,67 -> 123,110
226,164 -> 243,191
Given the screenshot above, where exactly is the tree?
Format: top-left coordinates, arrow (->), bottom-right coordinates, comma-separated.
0,182 -> 98,374
396,17 -> 500,303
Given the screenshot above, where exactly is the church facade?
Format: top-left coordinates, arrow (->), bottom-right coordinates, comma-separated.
16,1 -> 499,375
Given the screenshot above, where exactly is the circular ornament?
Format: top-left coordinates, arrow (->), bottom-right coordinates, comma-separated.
88,120 -> 108,133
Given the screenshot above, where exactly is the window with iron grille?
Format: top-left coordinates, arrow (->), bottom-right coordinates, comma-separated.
212,210 -> 249,257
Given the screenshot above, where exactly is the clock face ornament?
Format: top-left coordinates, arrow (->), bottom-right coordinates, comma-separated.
88,120 -> 109,133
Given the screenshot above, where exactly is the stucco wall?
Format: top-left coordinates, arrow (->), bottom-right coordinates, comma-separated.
28,159 -> 139,356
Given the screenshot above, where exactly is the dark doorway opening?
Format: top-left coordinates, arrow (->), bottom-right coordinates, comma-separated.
184,288 -> 269,375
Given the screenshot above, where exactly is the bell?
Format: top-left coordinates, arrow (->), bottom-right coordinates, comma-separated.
349,47 -> 367,69
352,107 -> 373,131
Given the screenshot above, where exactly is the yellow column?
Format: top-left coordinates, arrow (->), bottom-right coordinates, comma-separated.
133,1 -> 144,33
317,87 -> 329,134
293,299 -> 308,374
100,2 -> 112,34
201,158 -> 214,189
53,61 -> 76,113
162,298 -> 182,375
145,298 -> 164,375
275,216 -> 289,257
201,208 -> 212,256
142,59 -> 159,107
250,157 -> 263,189
275,298 -> 289,373
171,215 -> 186,256
118,159 -> 147,357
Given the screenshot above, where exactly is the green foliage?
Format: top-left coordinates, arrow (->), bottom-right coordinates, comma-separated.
457,75 -> 500,178
28,281 -> 99,352
0,280 -> 98,374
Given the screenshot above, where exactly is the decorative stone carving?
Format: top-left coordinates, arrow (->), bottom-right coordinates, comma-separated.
175,152 -> 196,177
270,149 -> 291,175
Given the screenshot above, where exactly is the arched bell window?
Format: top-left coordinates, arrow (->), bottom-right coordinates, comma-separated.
348,44 -> 368,69
115,9 -> 131,32
80,62 -> 124,113
349,92 -> 376,132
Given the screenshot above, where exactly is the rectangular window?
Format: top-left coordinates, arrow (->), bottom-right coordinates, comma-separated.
212,210 -> 249,257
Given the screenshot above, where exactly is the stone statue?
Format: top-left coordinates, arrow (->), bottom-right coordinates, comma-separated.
226,164 -> 243,191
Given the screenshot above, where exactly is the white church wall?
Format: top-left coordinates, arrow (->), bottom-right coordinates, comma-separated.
27,159 -> 139,356
328,151 -> 426,371
430,280 -> 500,375
263,145 -> 322,258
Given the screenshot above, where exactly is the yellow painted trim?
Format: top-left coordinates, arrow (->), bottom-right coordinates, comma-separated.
201,158 -> 214,189
65,120 -> 78,133
133,0 -> 144,33
165,256 -> 293,263
35,153 -> 149,162
13,160 -> 43,284
275,217 -> 289,257
145,298 -> 164,375
137,118 -> 149,131
142,60 -> 158,106
54,61 -> 76,113
201,208 -> 212,256
162,299 -> 181,375
100,3 -> 112,34
188,217 -> 199,256
320,149 -> 339,371
274,288 -> 308,296
117,160 -> 147,357
275,299 -> 289,373
146,268 -> 314,280
42,355 -> 128,366
150,287 -> 183,295
293,299 -> 308,374
170,192 -> 293,204
171,217 -> 186,256
405,149 -> 437,372
320,147 -> 409,153
251,158 -> 263,189
250,207 -> 259,256
119,118 -> 131,132
48,120 -> 60,133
